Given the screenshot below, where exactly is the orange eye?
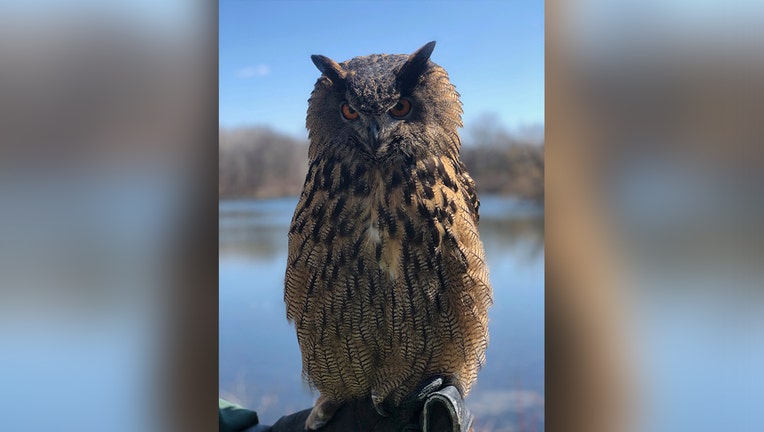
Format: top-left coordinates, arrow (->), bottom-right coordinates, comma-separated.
341,103 -> 359,120
389,98 -> 412,118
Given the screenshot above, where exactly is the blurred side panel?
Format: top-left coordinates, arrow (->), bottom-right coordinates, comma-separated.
548,0 -> 764,431
0,1 -> 218,431
546,1 -> 634,431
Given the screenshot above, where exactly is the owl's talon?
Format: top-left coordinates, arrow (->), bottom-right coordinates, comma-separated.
371,392 -> 390,417
305,395 -> 340,430
305,415 -> 328,431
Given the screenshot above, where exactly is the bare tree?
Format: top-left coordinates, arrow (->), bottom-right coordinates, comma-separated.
219,121 -> 544,202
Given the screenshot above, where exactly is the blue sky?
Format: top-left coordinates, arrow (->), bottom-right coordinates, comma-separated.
220,0 -> 544,138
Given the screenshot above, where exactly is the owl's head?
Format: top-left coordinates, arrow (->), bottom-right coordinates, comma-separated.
306,41 -> 463,163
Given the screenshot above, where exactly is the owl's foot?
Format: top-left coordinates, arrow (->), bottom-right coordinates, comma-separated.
305,394 -> 341,430
370,390 -> 390,417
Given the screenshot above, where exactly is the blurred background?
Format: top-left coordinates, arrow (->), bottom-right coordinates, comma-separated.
218,1 -> 545,431
547,1 -> 764,431
0,1 -> 215,431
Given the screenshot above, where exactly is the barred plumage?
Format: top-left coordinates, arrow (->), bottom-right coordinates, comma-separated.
284,41 -> 493,430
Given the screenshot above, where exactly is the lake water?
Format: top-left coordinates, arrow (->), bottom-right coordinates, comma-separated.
219,195 -> 544,431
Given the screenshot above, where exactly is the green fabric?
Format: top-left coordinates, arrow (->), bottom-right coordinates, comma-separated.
219,398 -> 260,432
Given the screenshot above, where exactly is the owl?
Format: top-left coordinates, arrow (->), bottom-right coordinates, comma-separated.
284,41 -> 493,430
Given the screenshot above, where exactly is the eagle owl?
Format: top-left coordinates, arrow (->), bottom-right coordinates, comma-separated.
285,41 -> 492,430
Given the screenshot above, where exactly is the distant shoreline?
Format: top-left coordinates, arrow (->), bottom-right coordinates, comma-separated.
219,126 -> 544,203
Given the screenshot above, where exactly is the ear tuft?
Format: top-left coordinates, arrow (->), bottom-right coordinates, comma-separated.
396,41 -> 436,91
311,55 -> 347,87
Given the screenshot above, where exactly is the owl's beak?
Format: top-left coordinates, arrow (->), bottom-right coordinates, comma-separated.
367,121 -> 380,153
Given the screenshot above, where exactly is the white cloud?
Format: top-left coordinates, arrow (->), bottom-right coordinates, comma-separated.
235,65 -> 270,79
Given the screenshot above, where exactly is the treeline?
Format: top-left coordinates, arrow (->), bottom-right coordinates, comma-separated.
220,123 -> 543,202
219,127 -> 307,198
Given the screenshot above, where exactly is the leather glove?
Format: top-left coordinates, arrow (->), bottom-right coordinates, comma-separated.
262,376 -> 474,432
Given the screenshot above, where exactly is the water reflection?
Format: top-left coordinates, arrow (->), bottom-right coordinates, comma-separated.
219,197 -> 294,259
480,216 -> 544,263
219,196 -> 543,262
219,196 -> 544,431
